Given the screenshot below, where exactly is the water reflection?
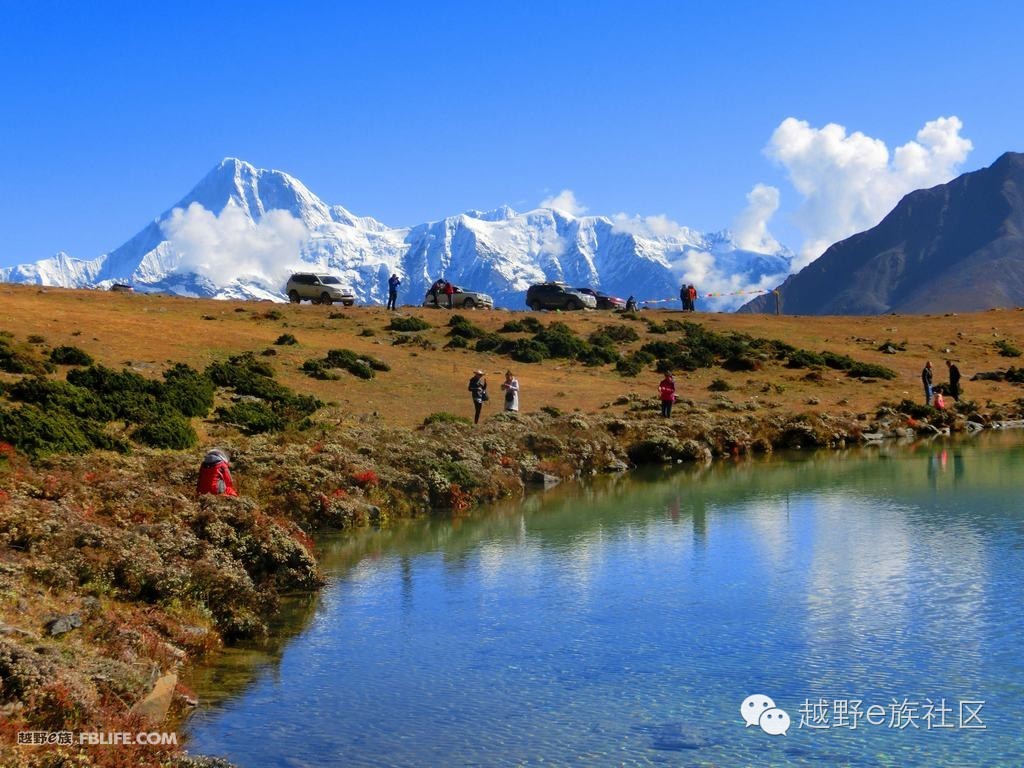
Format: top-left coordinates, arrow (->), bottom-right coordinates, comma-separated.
185,432 -> 1024,767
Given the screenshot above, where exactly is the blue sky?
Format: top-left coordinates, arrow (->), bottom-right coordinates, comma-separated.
1,0 -> 1021,268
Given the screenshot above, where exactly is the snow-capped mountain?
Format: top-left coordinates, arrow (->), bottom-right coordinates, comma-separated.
1,158 -> 794,310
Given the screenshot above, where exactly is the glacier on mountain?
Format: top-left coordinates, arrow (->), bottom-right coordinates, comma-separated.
0,158 -> 794,310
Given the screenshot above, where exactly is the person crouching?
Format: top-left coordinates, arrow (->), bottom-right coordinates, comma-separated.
197,448 -> 238,496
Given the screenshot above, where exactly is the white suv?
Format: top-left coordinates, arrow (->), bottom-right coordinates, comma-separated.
286,273 -> 356,306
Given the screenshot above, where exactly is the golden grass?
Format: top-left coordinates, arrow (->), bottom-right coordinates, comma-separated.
3,282 -> 1024,426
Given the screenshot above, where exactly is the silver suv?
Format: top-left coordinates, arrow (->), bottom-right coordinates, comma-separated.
286,273 -> 356,306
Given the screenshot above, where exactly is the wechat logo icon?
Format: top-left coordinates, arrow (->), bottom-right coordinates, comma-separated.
741,694 -> 790,735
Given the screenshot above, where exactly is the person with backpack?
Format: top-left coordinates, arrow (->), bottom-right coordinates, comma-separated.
658,372 -> 676,418
468,369 -> 488,424
387,273 -> 401,310
196,448 -> 238,497
430,279 -> 443,307
947,360 -> 962,401
501,370 -> 519,412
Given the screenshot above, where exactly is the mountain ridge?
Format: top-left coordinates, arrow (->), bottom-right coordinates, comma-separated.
739,151 -> 1024,315
1,158 -> 793,309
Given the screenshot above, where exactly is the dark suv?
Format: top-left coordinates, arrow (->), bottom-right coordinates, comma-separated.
525,282 -> 597,311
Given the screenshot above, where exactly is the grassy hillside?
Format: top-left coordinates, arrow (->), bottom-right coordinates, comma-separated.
3,283 -> 1024,429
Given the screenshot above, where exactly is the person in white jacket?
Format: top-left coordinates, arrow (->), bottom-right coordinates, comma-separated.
501,371 -> 520,412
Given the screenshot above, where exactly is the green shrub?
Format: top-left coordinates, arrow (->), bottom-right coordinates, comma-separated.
162,363 -> 215,417
540,406 -> 562,417
423,412 -> 472,426
358,328 -> 376,337
617,350 -> 654,377
509,339 -> 549,363
786,349 -> 826,368
996,339 -> 1022,357
498,317 -> 544,334
388,316 -> 432,332
474,333 -> 505,352
7,377 -> 114,421
590,324 -> 640,344
708,378 -> 732,392
846,361 -> 897,379
896,399 -> 937,419
0,337 -> 54,375
274,333 -> 299,346
447,314 -> 487,338
300,359 -> 341,380
49,346 -> 94,366
535,322 -> 587,358
445,336 -> 469,349
722,355 -> 760,372
131,413 -> 198,449
215,401 -> 284,435
27,334 -> 46,344
0,403 -> 99,457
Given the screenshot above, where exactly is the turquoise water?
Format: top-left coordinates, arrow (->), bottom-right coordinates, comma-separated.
185,433 -> 1024,766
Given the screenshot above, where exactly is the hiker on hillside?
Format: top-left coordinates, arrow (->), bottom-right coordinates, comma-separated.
387,273 -> 401,311
469,369 -> 488,424
947,360 -> 962,401
444,281 -> 455,308
922,361 -> 934,406
658,372 -> 676,418
196,448 -> 238,497
679,284 -> 689,312
625,296 -> 638,312
688,285 -> 698,312
501,370 -> 520,412
430,279 -> 443,307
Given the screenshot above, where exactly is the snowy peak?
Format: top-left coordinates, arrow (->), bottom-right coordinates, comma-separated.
1,159 -> 794,310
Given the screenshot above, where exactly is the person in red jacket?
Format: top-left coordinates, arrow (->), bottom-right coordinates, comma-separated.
196,448 -> 238,496
658,373 -> 676,418
444,281 -> 455,308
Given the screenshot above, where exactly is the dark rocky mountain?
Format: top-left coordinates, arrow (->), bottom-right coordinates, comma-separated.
739,151 -> 1024,315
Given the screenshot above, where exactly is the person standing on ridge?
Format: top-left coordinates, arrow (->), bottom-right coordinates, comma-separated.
430,278 -> 443,307
688,284 -> 698,312
680,284 -> 689,312
444,280 -> 455,308
387,273 -> 401,311
947,360 -> 961,401
658,372 -> 676,418
468,369 -> 488,424
501,370 -> 520,412
922,361 -> 934,406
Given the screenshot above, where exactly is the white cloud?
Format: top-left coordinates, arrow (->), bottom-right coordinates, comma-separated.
539,189 -> 588,216
610,212 -> 688,239
731,183 -> 781,253
766,115 -> 972,268
160,201 -> 309,288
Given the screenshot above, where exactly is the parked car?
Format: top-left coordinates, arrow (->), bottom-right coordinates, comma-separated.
525,282 -> 597,311
286,273 -> 357,306
421,285 -> 494,309
576,287 -> 626,310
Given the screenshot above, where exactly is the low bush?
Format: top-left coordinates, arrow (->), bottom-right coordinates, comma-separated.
708,378 -> 732,391
7,377 -> 114,421
423,411 -> 472,426
0,403 -> 104,457
215,401 -> 285,434
786,350 -> 826,368
49,345 -> 93,366
445,336 -> 469,349
447,314 -> 487,339
274,333 -> 299,346
388,316 -> 432,332
590,324 -> 640,344
996,339 -> 1022,357
163,363 -> 215,417
498,317 -> 544,334
508,338 -> 549,363
131,412 -> 198,449
0,337 -> 54,375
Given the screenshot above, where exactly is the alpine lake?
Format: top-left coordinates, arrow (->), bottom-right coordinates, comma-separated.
183,431 -> 1024,767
